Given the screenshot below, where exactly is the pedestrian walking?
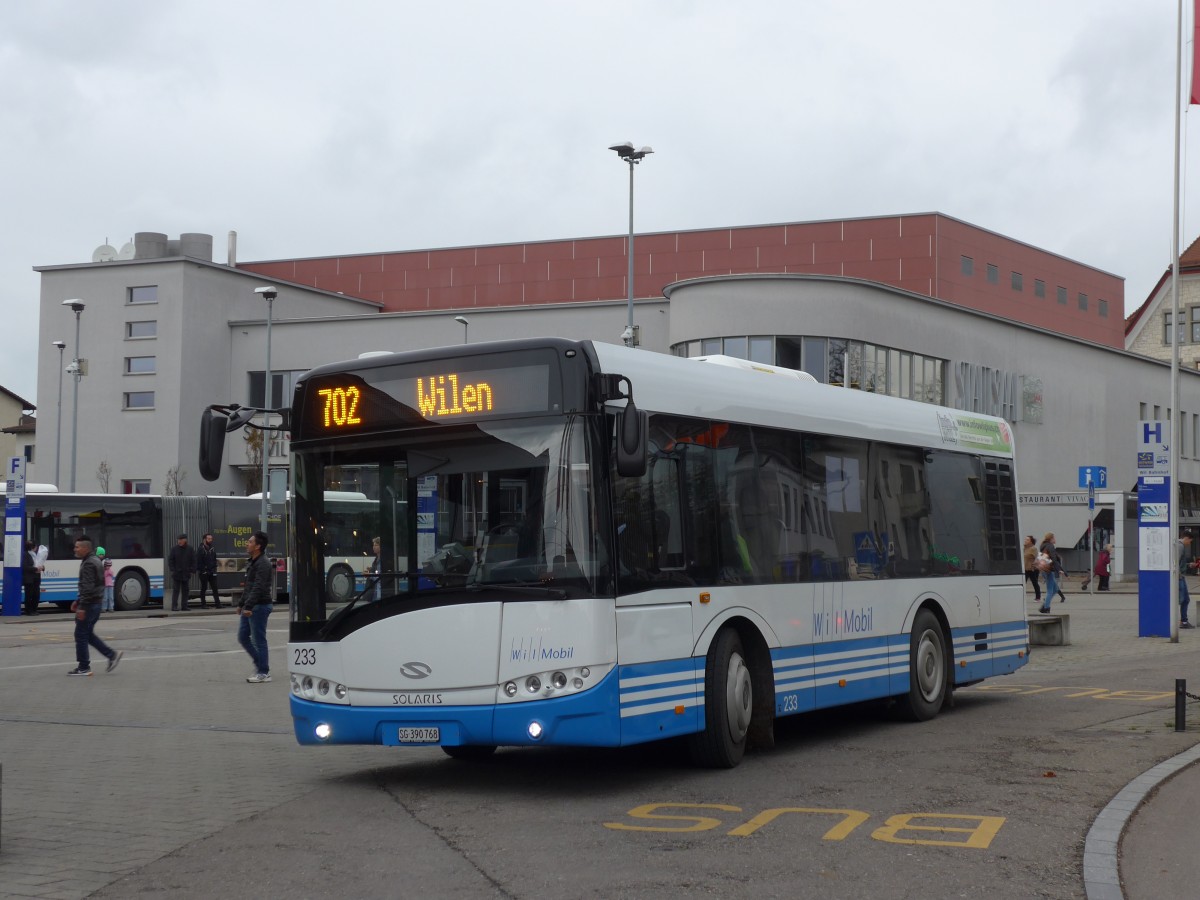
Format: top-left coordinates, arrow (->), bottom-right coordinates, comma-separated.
1023,535 -> 1042,606
68,536 -> 123,676
368,536 -> 382,602
101,552 -> 115,612
196,532 -> 222,608
21,539 -> 41,616
239,530 -> 273,683
1037,533 -> 1062,614
1179,533 -> 1195,629
1095,544 -> 1112,592
169,533 -> 196,612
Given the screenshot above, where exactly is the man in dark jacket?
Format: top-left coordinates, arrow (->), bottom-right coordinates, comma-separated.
69,537 -> 122,675
239,530 -> 273,682
168,533 -> 196,612
196,532 -> 222,609
21,539 -> 41,616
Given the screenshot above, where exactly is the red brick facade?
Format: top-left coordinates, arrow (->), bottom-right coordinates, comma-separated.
239,212 -> 1125,347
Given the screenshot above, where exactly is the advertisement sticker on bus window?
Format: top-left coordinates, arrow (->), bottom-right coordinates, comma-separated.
936,413 -> 1013,453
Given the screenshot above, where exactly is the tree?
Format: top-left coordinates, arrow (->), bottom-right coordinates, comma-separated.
165,465 -> 187,496
96,461 -> 111,493
243,429 -> 264,495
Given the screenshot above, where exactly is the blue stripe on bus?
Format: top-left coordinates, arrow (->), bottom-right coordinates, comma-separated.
292,666 -> 626,748
617,656 -> 705,743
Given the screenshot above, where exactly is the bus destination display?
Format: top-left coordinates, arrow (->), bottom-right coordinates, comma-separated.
310,363 -> 553,432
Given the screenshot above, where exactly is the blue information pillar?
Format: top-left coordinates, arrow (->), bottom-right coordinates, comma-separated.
1137,420 -> 1171,637
3,457 -> 28,618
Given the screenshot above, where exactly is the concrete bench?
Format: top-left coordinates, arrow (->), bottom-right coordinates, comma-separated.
1028,613 -> 1071,646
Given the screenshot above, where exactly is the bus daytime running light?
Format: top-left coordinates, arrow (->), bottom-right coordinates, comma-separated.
314,723 -> 332,741
318,680 -> 330,696
551,671 -> 567,689
291,675 -> 302,695
335,684 -> 348,700
504,681 -> 518,697
527,721 -> 544,740
581,667 -> 590,678
572,677 -> 584,689
525,676 -> 541,694
303,676 -> 314,692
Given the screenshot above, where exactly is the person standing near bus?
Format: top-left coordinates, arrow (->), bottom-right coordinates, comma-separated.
1022,535 -> 1042,607
21,539 -> 41,616
239,530 -> 273,682
1038,533 -> 1060,614
68,537 -> 122,676
196,532 -> 222,609
1179,533 -> 1194,629
169,533 -> 196,612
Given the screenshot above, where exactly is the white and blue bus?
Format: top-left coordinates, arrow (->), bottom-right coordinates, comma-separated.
0,488 -> 286,610
206,338 -> 1027,767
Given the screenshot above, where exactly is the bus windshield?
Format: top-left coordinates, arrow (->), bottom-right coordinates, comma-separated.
291,416 -> 609,625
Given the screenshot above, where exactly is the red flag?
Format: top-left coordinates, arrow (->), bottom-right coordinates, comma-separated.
1193,1 -> 1200,104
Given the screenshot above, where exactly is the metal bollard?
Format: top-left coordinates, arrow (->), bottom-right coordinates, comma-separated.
1176,679 -> 1187,732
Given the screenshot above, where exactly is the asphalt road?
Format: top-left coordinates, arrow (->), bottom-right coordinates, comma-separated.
1,590 -> 1198,899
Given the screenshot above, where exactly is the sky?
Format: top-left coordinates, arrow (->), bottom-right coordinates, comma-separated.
2,0 -> 1199,406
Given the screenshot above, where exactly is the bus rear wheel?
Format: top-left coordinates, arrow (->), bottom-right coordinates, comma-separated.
897,608 -> 948,721
114,571 -> 149,611
326,565 -> 355,603
441,745 -> 497,761
688,628 -> 752,768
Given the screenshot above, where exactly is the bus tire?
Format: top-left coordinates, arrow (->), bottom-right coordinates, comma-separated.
688,628 -> 752,768
326,564 -> 355,603
897,608 -> 948,721
114,571 -> 149,611
441,745 -> 497,761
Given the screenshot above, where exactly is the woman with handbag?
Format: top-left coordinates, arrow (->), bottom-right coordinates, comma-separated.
1023,535 -> 1042,606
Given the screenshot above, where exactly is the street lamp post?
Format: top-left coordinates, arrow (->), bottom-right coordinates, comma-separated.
51,340 -> 65,487
454,315 -> 469,344
608,141 -> 653,347
254,286 -> 278,534
61,300 -> 85,491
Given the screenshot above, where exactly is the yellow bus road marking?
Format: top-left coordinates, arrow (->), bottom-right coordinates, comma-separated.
604,803 -> 1005,848
965,684 -> 1176,702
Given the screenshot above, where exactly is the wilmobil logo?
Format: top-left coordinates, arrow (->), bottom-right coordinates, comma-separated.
510,637 -> 576,663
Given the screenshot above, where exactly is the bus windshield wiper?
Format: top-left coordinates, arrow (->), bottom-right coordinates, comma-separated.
466,582 -> 568,600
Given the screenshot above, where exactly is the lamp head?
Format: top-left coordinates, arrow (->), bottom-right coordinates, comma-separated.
52,340 -> 66,350
454,316 -> 469,326
609,142 -> 653,162
61,299 -> 85,313
254,285 -> 278,301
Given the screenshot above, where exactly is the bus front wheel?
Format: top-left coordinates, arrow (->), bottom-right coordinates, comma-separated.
897,608 -> 948,721
688,628 -> 752,768
114,571 -> 149,611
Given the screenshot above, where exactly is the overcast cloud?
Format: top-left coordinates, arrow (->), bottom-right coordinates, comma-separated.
1,0 -> 1196,403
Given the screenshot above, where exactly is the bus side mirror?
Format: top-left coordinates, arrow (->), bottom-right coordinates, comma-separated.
199,408 -> 228,481
616,402 -> 647,478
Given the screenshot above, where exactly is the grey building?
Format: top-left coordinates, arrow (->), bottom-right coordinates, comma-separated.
34,235 -> 1200,583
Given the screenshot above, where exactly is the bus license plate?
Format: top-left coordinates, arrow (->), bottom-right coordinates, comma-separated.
398,727 -> 439,743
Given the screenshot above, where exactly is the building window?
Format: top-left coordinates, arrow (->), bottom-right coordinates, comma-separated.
123,391 -> 155,410
1056,286 -> 1067,305
748,336 -> 773,363
23,444 -> 33,463
1035,279 -> 1045,298
122,479 -> 151,494
125,356 -> 156,374
986,264 -> 998,284
961,256 -> 974,276
248,370 -> 307,407
1011,272 -> 1023,291
126,321 -> 156,339
128,285 -> 158,305
1190,307 -> 1200,342
1166,312 -> 1179,345
1099,299 -> 1108,318
1078,292 -> 1088,311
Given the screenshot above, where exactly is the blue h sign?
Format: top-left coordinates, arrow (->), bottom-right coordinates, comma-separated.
1144,422 -> 1163,444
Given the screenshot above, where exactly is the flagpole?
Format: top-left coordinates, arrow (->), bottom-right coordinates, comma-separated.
1169,0 -> 1184,643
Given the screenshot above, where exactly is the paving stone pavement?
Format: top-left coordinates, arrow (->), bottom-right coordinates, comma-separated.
2,582 -> 1200,900
0,610 -> 397,899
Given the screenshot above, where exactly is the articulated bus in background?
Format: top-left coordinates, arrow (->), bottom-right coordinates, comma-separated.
0,487 -> 286,611
201,337 -> 1027,767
